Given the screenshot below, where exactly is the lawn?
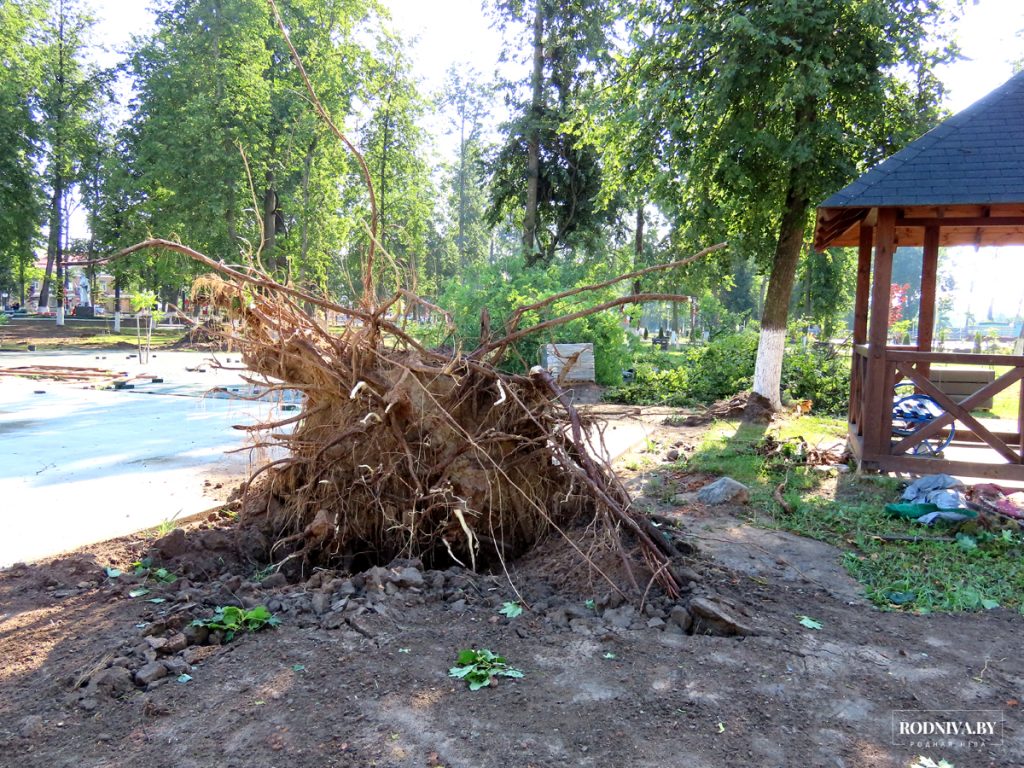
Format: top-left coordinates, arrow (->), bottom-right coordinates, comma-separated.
681,415 -> 1024,614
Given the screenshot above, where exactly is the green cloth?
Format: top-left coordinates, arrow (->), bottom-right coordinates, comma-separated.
885,502 -> 939,518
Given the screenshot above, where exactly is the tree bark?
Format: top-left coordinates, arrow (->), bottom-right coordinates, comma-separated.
263,170 -> 277,274
38,181 -> 60,311
523,2 -> 544,265
632,205 -> 644,328
750,173 -> 809,411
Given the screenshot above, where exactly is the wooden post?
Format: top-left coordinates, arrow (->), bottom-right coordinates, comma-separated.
853,224 -> 873,345
848,223 -> 874,430
917,225 -> 940,381
862,208 -> 896,457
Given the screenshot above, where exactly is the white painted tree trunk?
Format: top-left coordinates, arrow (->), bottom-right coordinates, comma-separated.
56,306 -> 65,326
752,326 -> 785,410
113,311 -> 121,333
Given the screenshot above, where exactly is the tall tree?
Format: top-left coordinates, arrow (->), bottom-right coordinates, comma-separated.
35,0 -> 106,320
0,0 -> 45,306
120,0 -> 378,299
611,0 -> 952,409
488,0 -> 618,265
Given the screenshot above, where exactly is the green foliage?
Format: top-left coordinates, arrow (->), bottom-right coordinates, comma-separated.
448,648 -> 524,691
609,332 -> 850,413
608,332 -> 758,406
440,255 -> 630,384
498,601 -> 523,618
685,418 -> 1024,614
192,605 -> 281,642
780,344 -> 851,416
489,0 -> 620,263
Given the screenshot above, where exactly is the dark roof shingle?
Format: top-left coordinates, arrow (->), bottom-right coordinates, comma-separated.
820,70 -> 1024,208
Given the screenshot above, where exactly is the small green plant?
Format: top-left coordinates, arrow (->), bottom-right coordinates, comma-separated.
252,565 -> 275,583
130,558 -> 177,583
498,601 -> 523,618
192,605 -> 281,641
448,649 -> 524,691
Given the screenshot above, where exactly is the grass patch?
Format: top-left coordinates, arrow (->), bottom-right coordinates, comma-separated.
681,415 -> 1024,614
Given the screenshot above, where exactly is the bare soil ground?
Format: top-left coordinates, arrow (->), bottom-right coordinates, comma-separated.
1,416 -> 1020,768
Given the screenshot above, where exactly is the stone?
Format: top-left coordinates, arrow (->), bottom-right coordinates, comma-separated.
696,477 -> 750,505
259,572 -> 288,590
688,597 -> 756,637
665,449 -> 680,462
311,592 -> 331,616
393,566 -> 425,589
161,657 -> 190,677
646,617 -> 666,629
18,715 -> 44,739
602,606 -> 635,630
153,529 -> 188,559
135,661 -> 168,686
161,633 -> 188,654
146,636 -> 169,652
183,624 -> 209,646
669,605 -> 693,633
321,610 -> 347,630
89,666 -> 134,697
78,698 -> 98,712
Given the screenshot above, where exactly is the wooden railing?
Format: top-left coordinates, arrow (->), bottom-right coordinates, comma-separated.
850,346 -> 1024,478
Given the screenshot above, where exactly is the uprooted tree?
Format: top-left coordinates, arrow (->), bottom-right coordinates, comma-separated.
66,0 -> 726,602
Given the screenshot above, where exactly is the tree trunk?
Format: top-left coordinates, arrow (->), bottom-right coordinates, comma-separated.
38,178 -> 62,312
523,3 -> 544,265
263,170 -> 277,273
632,205 -> 644,327
750,174 -> 810,412
458,110 -> 467,266
113,274 -> 121,332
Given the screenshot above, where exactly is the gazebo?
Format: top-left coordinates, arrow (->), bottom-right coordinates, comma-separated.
814,70 -> 1024,481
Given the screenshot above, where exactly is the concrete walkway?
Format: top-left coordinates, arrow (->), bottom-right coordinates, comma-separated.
0,350 -> 283,566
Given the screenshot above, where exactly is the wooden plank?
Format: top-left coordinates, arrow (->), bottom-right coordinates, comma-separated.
898,216 -> 1024,228
862,208 -> 896,457
853,225 -> 873,344
887,350 -> 1024,367
862,453 -> 1024,482
928,368 -> 996,383
917,226 -> 939,382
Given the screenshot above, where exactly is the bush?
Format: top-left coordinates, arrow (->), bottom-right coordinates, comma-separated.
438,256 -> 631,385
781,343 -> 850,416
607,331 -> 757,405
608,332 -> 851,414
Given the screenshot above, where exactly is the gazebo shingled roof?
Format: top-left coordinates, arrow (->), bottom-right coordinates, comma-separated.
815,69 -> 1024,250
812,70 -> 1024,481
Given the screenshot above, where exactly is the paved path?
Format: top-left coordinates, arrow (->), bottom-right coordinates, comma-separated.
0,350 -> 281,566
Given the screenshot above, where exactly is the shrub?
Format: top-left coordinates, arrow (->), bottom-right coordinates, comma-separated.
608,332 -> 851,414
438,256 -> 631,385
781,343 -> 851,416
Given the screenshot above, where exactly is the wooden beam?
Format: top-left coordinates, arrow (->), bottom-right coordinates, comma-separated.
898,216 -> 1024,228
862,453 -> 1024,482
853,225 -> 873,345
916,226 -> 939,380
887,350 -> 1024,367
862,208 -> 896,457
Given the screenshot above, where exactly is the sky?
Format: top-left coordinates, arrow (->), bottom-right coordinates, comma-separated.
81,0 -> 1024,322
